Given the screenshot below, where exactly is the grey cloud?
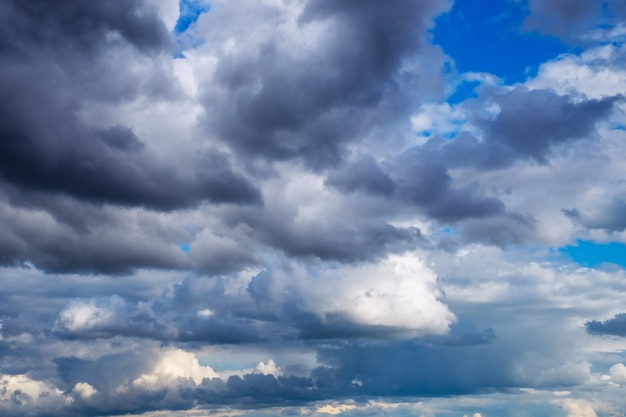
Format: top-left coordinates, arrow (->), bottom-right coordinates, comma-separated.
586,313 -> 626,337
524,0 -> 626,40
406,87 -> 618,172
56,352 -> 154,395
0,0 -> 261,211
393,160 -> 506,222
0,123 -> 261,210
263,221 -> 423,262
0,0 -> 171,56
189,229 -> 260,275
50,350 -> 319,415
0,199 -> 191,274
195,374 -> 320,407
325,156 -> 395,197
476,87 -> 619,165
202,0 -> 449,168
225,206 -> 425,263
454,214 -> 534,247
311,340 -> 518,397
320,87 -> 614,244
54,293 -> 269,344
419,317 -> 496,347
329,151 -> 511,225
36,340 -> 520,415
563,198 -> 626,232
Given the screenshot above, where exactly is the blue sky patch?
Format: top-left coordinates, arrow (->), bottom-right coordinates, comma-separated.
559,240 -> 626,268
432,0 -> 571,83
174,0 -> 210,34
446,79 -> 481,104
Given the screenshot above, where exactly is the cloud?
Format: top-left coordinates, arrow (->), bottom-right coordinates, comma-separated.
325,156 -> 395,197
563,198 -> 626,232
2,0 -> 626,416
585,313 -> 626,337
0,374 -> 67,417
554,398 -> 599,417
476,87 -> 619,165
0,200 -> 193,273
523,0 -> 626,41
0,0 -> 171,55
54,252 -> 455,343
197,0 -> 450,168
0,0 -> 261,211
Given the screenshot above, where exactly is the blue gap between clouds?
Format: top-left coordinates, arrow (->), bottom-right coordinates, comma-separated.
559,240 -> 626,268
173,0 -> 210,58
432,0 -> 571,88
174,0 -> 210,34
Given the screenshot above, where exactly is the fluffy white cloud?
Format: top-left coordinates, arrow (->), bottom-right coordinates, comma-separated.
131,349 -> 219,389
255,359 -> 281,376
555,399 -> 599,417
608,363 -> 626,384
72,382 -> 98,399
0,374 -> 67,411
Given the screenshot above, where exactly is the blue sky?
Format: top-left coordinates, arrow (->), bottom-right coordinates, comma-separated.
433,0 -> 572,83
0,0 -> 626,416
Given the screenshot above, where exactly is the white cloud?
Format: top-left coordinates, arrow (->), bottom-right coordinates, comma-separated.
554,398 -> 598,417
609,363 -> 626,384
72,382 -> 98,399
254,359 -> 281,376
131,349 -> 219,389
316,403 -> 357,415
301,253 -> 455,333
0,374 -> 67,410
56,296 -> 124,333
527,45 -> 626,99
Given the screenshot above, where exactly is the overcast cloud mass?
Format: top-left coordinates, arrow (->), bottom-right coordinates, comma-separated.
1,0 -> 626,416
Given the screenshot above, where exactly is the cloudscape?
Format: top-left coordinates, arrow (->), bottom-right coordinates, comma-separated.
1,1 -> 626,416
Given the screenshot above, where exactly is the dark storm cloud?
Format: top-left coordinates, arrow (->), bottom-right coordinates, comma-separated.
0,0 -> 261,211
203,0 -> 449,168
586,313 -> 626,337
0,198 -> 191,274
0,0 -> 171,56
0,129 -> 261,209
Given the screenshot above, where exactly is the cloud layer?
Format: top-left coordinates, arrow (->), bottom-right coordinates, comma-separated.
1,0 -> 626,416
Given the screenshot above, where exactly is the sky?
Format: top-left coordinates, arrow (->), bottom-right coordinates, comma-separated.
1,0 -> 626,416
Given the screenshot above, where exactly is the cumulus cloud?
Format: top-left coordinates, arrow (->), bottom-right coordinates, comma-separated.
54,252 -> 454,343
2,0 -> 626,416
196,0 -> 450,168
0,0 -> 260,212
